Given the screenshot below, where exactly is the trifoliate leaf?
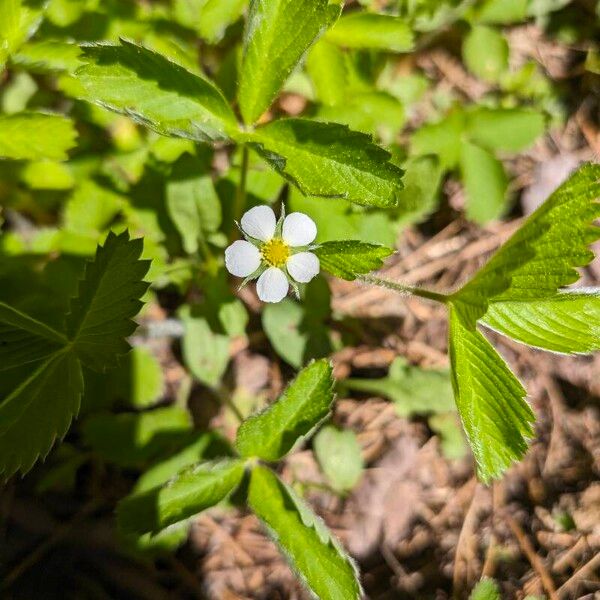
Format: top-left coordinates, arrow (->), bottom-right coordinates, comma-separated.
344,357 -> 456,417
246,119 -> 405,207
235,359 -> 334,460
469,578 -> 501,600
0,301 -> 68,371
462,25 -> 508,82
466,108 -> 546,153
0,351 -> 83,479
118,459 -> 245,535
0,0 -> 44,67
325,13 -> 414,52
460,141 -> 508,224
67,230 -> 151,372
448,307 -> 534,484
453,163 -> 600,322
75,39 -> 237,142
482,290 -> 600,354
248,466 -> 361,600
314,241 -> 394,280
314,426 -> 364,493
0,112 -> 77,160
237,0 -> 340,124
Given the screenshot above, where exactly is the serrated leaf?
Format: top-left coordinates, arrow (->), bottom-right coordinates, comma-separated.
0,351 -> 83,479
0,112 -> 78,161
314,426 -> 363,492
235,359 -> 334,460
248,466 -> 361,600
460,141 -> 508,223
118,458 -> 245,535
314,241 -> 393,280
326,13 -> 414,52
466,108 -> 546,153
246,118 -> 404,208
462,25 -> 508,82
482,290 -> 600,354
0,301 -> 68,371
67,231 -> 151,372
237,0 -> 340,124
469,578 -> 501,600
75,39 -> 236,142
344,357 -> 455,417
448,307 -> 534,483
453,163 -> 600,322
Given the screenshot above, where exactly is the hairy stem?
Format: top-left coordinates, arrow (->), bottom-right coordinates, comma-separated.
360,274 -> 448,304
230,144 -> 249,240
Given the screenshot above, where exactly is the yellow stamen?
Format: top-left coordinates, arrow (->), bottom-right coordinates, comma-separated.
261,238 -> 290,267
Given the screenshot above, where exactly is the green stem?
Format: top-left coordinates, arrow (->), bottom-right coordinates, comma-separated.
230,144 -> 249,240
360,274 -> 448,304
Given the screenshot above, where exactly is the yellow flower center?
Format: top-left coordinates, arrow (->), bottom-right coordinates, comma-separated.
261,238 -> 290,267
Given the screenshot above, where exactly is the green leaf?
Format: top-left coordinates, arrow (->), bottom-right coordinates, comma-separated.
247,118 -> 404,208
0,112 -> 78,161
314,426 -> 363,492
476,0 -> 528,24
75,39 -> 237,142
428,413 -> 467,460
82,406 -> 192,468
0,301 -> 68,371
482,290 -> 600,354
469,578 -> 501,600
326,13 -> 414,52
235,359 -> 334,460
453,163 -> 600,322
166,154 -> 221,255
173,0 -> 247,43
460,141 -> 508,223
448,307 -> 534,483
411,110 -> 465,170
0,0 -> 44,67
67,231 -> 151,372
306,39 -> 348,106
466,108 -> 546,153
248,466 -> 361,600
0,351 -> 83,479
344,357 -> 456,417
13,40 -> 83,73
118,458 -> 245,535
314,241 -> 393,281
237,0 -> 340,124
462,25 -> 508,82
118,346 -> 165,408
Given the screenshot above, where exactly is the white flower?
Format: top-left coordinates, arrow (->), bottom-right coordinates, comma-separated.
225,205 -> 320,303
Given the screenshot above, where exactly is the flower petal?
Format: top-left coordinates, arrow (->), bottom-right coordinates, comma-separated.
282,212 -> 317,247
241,205 -> 276,241
225,240 -> 261,277
256,267 -> 289,303
286,252 -> 320,283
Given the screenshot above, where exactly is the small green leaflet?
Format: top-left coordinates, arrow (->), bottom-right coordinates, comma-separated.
237,0 -> 340,124
246,119 -> 405,207
344,357 -> 456,418
462,25 -> 508,82
0,112 -> 78,160
75,39 -> 237,142
0,0 -> 44,67
325,13 -> 414,52
0,231 -> 151,478
13,40 -> 83,73
235,359 -> 334,461
453,163 -> 600,322
173,0 -> 247,43
248,466 -> 361,600
469,578 -> 501,600
117,459 -> 245,535
314,426 -> 363,493
482,290 -> 600,354
68,231 -> 150,372
448,307 -> 534,484
0,352 -> 83,479
314,241 -> 394,280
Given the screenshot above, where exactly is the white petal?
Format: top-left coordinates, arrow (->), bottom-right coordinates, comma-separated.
282,212 -> 317,247
256,267 -> 289,303
241,205 -> 277,241
286,252 -> 320,283
225,240 -> 261,277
